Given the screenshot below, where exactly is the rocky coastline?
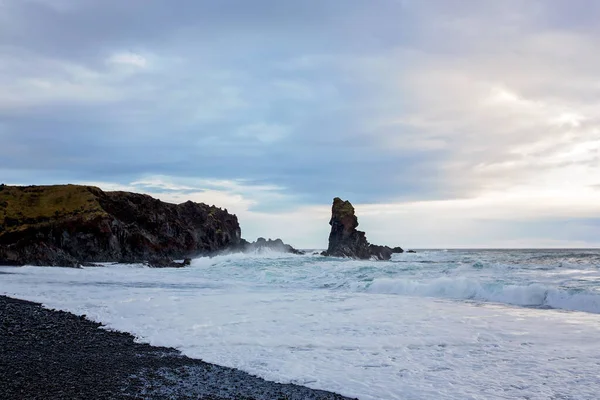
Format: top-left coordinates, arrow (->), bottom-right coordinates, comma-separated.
0,184 -> 301,267
235,237 -> 305,255
0,185 -> 407,267
0,190 -> 407,399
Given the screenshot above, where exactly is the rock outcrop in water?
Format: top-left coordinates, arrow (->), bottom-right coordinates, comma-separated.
236,237 -> 304,255
0,184 -> 242,267
322,197 -> 403,260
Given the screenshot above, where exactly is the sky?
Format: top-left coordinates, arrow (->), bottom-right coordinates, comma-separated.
2,0 -> 600,248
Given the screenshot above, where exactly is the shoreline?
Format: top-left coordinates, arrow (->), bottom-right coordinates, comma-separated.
0,295 -> 355,400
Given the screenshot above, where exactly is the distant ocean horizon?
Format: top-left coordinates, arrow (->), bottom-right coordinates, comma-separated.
2,248 -> 599,399
300,247 -> 600,251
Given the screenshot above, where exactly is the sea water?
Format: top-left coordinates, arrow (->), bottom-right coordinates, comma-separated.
1,249 -> 600,399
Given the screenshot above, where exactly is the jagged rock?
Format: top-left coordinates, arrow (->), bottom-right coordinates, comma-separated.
234,237 -> 304,255
147,257 -> 192,268
0,243 -> 80,268
368,244 -> 393,260
0,185 -> 241,267
322,197 -> 403,260
407,250 -> 416,253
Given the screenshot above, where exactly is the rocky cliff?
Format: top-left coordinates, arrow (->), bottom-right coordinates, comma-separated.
0,184 -> 241,267
322,197 -> 403,260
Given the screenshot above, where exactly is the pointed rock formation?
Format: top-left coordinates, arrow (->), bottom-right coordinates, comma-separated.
322,197 -> 403,260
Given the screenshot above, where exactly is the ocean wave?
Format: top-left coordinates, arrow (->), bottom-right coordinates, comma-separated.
366,277 -> 600,314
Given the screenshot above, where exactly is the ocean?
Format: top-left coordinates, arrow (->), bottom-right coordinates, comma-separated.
1,249 -> 600,399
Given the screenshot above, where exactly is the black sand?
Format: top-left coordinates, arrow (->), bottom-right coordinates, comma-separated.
0,295 -> 355,400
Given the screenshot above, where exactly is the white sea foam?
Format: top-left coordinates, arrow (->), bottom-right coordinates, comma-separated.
366,277 -> 600,313
1,249 -> 600,400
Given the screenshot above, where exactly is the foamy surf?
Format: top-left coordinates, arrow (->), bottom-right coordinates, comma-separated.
1,249 -> 600,400
366,277 -> 600,313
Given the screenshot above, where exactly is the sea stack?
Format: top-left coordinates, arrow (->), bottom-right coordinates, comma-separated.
322,197 -> 403,260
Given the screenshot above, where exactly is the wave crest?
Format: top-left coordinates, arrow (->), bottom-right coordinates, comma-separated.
366,277 -> 600,314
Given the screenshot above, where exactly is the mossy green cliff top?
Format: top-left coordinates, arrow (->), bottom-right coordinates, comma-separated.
0,184 -> 241,266
0,184 -> 108,234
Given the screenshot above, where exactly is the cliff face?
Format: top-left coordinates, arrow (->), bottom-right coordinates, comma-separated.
322,197 -> 403,260
0,184 -> 241,267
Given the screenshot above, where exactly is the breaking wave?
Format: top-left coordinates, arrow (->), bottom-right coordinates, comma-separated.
367,277 -> 600,314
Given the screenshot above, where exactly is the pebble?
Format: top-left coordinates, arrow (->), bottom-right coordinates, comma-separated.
0,295 -> 355,400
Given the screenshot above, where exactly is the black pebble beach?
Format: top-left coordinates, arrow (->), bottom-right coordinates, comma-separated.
0,295 -> 355,400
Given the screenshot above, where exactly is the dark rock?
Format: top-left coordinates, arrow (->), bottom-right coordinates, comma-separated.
321,198 -> 370,259
322,197 -> 403,261
233,237 -> 304,255
407,250 -> 416,253
0,243 -> 80,267
0,185 -> 241,267
80,262 -> 104,267
368,244 -> 394,261
146,257 -> 191,268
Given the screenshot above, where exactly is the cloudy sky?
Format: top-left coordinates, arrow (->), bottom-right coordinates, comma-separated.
2,0 -> 600,248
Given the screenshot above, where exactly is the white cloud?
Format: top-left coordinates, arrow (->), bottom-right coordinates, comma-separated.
346,19 -> 600,198
351,187 -> 600,249
107,52 -> 148,68
82,174 -> 291,215
130,178 -> 195,192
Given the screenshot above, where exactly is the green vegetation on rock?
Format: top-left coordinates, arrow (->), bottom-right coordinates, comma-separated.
332,197 -> 355,219
0,185 -> 107,234
0,184 -> 243,267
